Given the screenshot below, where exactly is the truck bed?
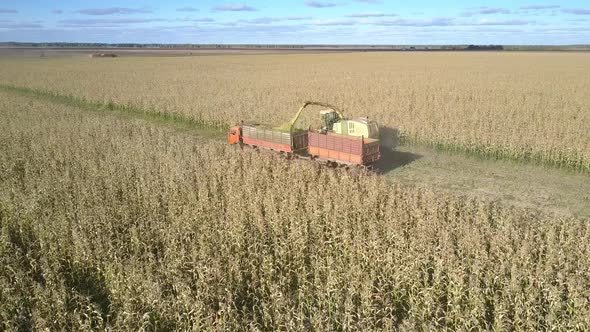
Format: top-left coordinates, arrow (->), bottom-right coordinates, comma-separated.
241,124 -> 308,153
308,131 -> 380,165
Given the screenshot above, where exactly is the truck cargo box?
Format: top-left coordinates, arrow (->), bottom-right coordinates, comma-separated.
242,125 -> 308,153
308,131 -> 380,165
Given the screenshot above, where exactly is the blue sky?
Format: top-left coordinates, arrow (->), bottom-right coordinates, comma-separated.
0,1 -> 589,44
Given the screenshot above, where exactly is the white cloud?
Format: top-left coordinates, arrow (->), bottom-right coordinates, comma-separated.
76,7 -> 152,15
213,4 -> 257,12
461,7 -> 511,17
0,22 -> 43,28
305,1 -> 340,8
346,12 -> 396,18
177,7 -> 199,12
59,18 -> 167,27
374,18 -> 455,27
562,8 -> 590,15
313,19 -> 357,26
474,19 -> 532,26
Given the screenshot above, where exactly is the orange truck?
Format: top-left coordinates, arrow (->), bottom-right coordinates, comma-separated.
228,102 -> 380,166
228,124 -> 308,153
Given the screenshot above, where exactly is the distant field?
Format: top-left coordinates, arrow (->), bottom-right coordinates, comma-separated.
0,47 -> 376,58
2,45 -> 590,59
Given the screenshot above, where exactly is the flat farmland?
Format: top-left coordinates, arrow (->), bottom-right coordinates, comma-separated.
2,51 -> 590,330
1,52 -> 589,171
0,47 -> 347,58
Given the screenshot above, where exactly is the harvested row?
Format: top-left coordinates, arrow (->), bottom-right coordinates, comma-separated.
1,91 -> 589,330
0,52 -> 588,171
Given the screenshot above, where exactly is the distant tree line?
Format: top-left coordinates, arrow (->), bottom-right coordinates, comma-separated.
466,45 -> 504,50
0,42 -> 504,51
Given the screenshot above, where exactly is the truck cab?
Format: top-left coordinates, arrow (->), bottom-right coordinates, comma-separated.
228,126 -> 242,145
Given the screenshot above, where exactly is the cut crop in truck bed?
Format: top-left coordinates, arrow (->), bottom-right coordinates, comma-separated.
241,124 -> 308,153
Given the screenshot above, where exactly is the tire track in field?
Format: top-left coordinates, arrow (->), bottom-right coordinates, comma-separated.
0,82 -> 587,175
0,83 -> 226,136
2,83 -> 589,219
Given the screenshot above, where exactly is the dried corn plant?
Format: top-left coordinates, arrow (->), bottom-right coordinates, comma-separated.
1,91 -> 589,330
0,52 -> 589,171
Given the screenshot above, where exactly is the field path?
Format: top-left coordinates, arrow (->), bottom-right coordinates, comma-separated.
3,83 -> 589,219
381,146 -> 590,218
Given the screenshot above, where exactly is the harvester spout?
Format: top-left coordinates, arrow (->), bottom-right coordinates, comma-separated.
285,101 -> 344,132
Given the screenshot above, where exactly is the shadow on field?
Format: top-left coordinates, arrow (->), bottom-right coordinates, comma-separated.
374,148 -> 422,174
373,126 -> 422,174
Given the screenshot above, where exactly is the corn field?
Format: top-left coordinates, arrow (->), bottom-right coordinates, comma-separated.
0,52 -> 589,172
1,88 -> 590,330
